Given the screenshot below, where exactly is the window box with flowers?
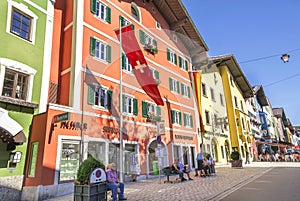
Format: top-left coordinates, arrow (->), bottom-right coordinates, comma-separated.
144,43 -> 158,55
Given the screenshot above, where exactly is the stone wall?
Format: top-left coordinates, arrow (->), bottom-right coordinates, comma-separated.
0,175 -> 23,201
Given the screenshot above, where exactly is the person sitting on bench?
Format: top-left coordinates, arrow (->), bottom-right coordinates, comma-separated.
172,159 -> 193,181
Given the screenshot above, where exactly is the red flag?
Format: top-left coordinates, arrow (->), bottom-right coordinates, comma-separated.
115,25 -> 164,106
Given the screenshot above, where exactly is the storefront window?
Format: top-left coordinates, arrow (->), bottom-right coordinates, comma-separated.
88,141 -> 105,163
59,141 -> 80,182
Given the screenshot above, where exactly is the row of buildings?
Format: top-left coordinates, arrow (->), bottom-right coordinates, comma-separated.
0,0 -> 299,200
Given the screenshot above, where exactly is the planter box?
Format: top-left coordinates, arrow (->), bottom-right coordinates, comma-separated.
231,160 -> 243,168
74,182 -> 107,201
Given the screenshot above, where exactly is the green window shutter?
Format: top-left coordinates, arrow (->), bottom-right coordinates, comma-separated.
179,112 -> 182,125
185,60 -> 188,71
107,90 -> 112,109
171,110 -> 175,123
174,53 -> 178,65
90,37 -> 96,56
154,70 -> 159,80
142,101 -> 148,117
179,56 -> 182,67
139,30 -> 145,44
187,86 -> 190,98
131,24 -> 135,30
153,39 -> 157,47
167,48 -> 170,61
181,83 -> 184,95
169,78 -> 173,90
184,113 -> 187,126
106,6 -> 111,23
156,106 -> 161,116
121,53 -> 125,69
133,98 -> 138,116
106,45 -> 111,63
90,0 -> 96,14
88,85 -> 95,105
190,115 -> 193,127
120,15 -> 124,27
176,81 -> 180,93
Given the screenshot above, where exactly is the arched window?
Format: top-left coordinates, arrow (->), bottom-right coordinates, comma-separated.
131,2 -> 140,22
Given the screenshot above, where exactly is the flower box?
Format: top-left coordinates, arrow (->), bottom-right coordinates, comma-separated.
74,182 -> 107,201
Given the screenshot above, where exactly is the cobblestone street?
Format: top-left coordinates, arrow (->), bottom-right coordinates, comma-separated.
46,162 -> 300,201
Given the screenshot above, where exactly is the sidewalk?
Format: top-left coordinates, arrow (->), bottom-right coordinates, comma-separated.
46,162 -> 300,201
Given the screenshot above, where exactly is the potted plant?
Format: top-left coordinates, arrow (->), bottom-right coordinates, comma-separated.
230,151 -> 243,168
74,157 -> 107,201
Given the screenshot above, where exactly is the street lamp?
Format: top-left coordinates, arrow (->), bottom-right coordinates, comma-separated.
281,54 -> 290,63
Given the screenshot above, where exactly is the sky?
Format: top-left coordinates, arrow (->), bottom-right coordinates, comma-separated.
182,0 -> 300,125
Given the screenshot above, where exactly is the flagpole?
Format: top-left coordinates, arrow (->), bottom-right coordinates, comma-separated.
119,20 -> 124,182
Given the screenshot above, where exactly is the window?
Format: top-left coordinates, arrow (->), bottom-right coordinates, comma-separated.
167,48 -> 177,65
123,95 -> 138,115
88,141 -> 105,162
90,37 -> 111,63
202,83 -> 207,97
220,94 -> 224,106
171,109 -> 182,125
205,110 -> 210,124
234,96 -> 238,108
173,35 -> 177,42
181,83 -> 190,98
230,76 -> 234,87
28,142 -> 39,177
90,0 -> 111,23
169,78 -> 180,94
120,16 -> 132,27
179,56 -> 188,71
156,22 -> 161,29
184,112 -> 193,128
121,53 -> 132,73
87,85 -> 112,109
7,2 -> 38,43
2,69 -> 28,100
210,87 -> 215,101
131,2 -> 140,21
139,30 -> 158,54
142,101 -> 161,118
240,100 -> 244,111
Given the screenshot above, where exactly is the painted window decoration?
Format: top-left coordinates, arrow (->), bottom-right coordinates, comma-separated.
142,101 -> 161,121
123,94 -> 138,115
121,53 -> 132,73
87,85 -> 112,109
169,77 -> 180,94
167,48 -> 177,65
59,141 -> 80,182
28,142 -> 39,177
90,0 -> 111,23
2,69 -> 28,100
184,112 -> 193,128
181,83 -> 190,98
178,56 -> 188,71
139,30 -> 158,55
90,37 -> 112,63
171,109 -> 182,125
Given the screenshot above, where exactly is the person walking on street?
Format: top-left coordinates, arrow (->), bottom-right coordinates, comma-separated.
129,151 -> 138,182
195,144 -> 205,177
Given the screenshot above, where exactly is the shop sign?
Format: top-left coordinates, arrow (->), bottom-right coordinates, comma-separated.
103,126 -> 119,134
53,112 -> 70,123
60,121 -> 87,130
175,135 -> 193,141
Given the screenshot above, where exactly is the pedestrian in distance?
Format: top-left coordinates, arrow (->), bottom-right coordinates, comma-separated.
195,144 -> 206,177
245,151 -> 250,164
129,150 -> 138,182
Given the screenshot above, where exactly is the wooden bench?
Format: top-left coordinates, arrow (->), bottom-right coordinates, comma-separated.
162,166 -> 180,183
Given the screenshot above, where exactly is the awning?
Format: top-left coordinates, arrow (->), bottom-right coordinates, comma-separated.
257,140 -> 292,148
0,108 -> 26,144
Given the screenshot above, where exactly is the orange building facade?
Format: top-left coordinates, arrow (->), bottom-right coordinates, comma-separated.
23,0 -> 208,198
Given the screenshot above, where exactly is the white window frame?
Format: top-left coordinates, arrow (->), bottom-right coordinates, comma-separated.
123,94 -> 134,115
0,58 -> 36,102
184,112 -> 192,128
95,1 -> 107,22
123,54 -> 132,73
205,110 -> 210,125
182,83 -> 189,98
149,67 -> 158,80
173,109 -> 181,125
93,85 -> 109,109
95,39 -> 108,62
147,102 -> 159,116
168,49 -> 177,65
202,83 -> 207,97
170,77 -> 179,94
6,0 -> 38,44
